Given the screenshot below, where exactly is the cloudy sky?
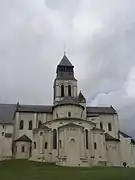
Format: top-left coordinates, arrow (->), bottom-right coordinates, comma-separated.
0,0 -> 135,133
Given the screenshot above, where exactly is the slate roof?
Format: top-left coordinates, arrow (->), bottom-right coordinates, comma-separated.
18,105 -> 117,114
0,103 -> 117,124
119,131 -> 135,145
0,104 -> 16,124
87,106 -> 117,114
105,133 -> 120,142
119,131 -> 131,138
56,54 -> 76,80
54,96 -> 84,109
58,55 -> 73,67
17,105 -> 52,113
14,135 -> 32,142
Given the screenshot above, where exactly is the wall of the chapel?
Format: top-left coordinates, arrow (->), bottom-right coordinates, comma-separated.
0,124 -> 13,160
15,141 -> 31,159
15,112 -> 36,140
90,131 -> 106,166
119,135 -> 135,167
99,114 -> 119,138
87,116 -> 100,126
32,130 -> 53,162
106,141 -> 120,166
14,112 -> 53,140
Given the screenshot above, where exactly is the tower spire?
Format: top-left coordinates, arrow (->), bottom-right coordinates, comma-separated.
56,53 -> 76,80
64,50 -> 66,56
53,54 -> 77,104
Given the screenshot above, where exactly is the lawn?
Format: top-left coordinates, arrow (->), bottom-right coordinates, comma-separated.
0,160 -> 135,180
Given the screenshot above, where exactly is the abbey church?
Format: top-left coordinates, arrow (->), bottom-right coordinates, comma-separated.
0,54 -> 135,167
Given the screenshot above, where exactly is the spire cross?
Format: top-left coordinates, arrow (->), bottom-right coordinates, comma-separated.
63,44 -> 66,55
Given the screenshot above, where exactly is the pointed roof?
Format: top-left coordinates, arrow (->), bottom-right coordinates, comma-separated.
33,125 -> 51,131
105,133 -> 120,142
119,131 -> 131,138
119,131 -> 135,144
58,55 -> 73,67
78,91 -> 86,103
14,135 -> 32,142
92,127 -> 104,132
58,123 -> 84,129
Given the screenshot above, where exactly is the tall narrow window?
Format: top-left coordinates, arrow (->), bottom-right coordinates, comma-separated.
40,132 -> 43,136
44,142 -> 48,149
38,121 -> 42,128
85,130 -> 88,149
34,142 -> 36,149
108,123 -> 112,131
59,140 -> 62,148
19,120 -> 24,130
21,145 -> 25,152
68,85 -> 71,96
29,120 -> 33,130
100,122 -> 103,130
68,112 -> 71,117
53,129 -> 57,149
61,85 -> 64,97
94,142 -> 97,150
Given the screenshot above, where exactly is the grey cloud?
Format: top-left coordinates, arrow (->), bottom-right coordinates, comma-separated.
81,17 -> 135,97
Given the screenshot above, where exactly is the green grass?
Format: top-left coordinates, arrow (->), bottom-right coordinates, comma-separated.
0,160 -> 135,180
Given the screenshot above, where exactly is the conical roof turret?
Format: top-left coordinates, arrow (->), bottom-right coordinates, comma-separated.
78,91 -> 86,103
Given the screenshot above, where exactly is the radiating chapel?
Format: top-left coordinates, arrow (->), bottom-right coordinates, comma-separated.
0,54 -> 135,167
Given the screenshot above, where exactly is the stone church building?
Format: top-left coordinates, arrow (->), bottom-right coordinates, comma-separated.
0,54 -> 135,167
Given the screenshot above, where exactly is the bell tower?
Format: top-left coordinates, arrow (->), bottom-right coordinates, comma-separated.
53,54 -> 77,104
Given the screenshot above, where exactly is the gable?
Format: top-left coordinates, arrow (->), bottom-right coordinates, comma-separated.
58,123 -> 84,129
14,135 -> 32,142
105,133 -> 120,142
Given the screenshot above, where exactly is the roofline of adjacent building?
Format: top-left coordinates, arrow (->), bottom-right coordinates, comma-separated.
53,103 -> 85,110
43,117 -> 96,125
